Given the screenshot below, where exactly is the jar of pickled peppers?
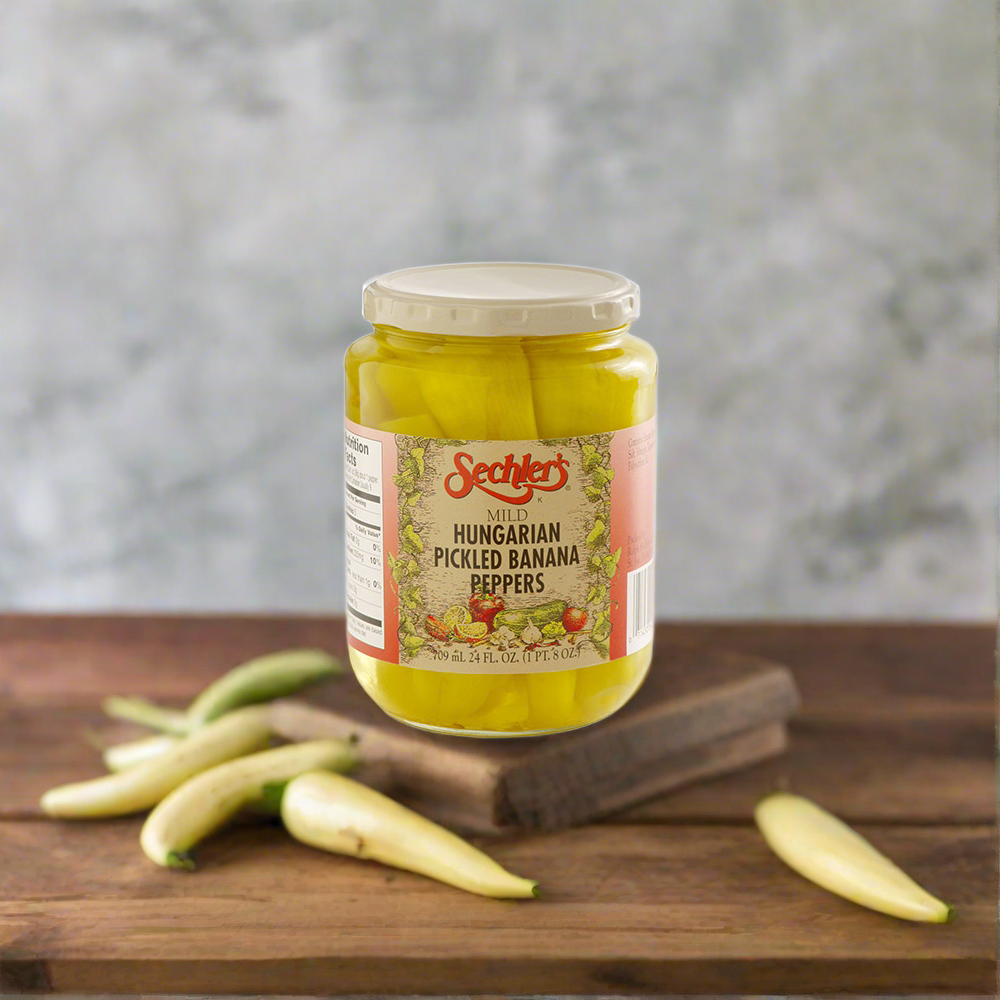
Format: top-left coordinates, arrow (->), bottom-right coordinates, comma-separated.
345,263 -> 656,737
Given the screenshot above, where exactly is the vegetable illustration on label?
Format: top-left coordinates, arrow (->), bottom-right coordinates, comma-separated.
424,615 -> 451,642
520,622 -> 543,646
494,600 -> 567,633
469,591 -> 505,630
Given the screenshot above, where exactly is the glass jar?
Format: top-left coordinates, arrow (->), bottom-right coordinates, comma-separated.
344,263 -> 657,737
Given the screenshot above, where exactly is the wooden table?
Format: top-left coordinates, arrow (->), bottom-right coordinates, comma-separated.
0,616 -> 995,995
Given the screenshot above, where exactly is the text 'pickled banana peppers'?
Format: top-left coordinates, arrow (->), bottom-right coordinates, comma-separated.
345,263 -> 658,737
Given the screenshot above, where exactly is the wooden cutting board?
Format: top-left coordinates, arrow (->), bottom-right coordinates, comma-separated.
271,641 -> 800,833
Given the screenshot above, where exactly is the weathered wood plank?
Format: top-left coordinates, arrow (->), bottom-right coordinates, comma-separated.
0,821 -> 993,995
271,644 -> 797,832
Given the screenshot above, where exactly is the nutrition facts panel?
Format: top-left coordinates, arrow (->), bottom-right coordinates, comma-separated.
344,427 -> 384,649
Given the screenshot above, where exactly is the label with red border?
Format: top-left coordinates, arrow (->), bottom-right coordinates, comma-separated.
345,418 -> 655,674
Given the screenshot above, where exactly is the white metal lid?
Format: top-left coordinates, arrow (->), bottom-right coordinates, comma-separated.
362,262 -> 639,337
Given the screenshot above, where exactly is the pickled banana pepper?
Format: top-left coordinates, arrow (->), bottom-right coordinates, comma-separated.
345,263 -> 657,736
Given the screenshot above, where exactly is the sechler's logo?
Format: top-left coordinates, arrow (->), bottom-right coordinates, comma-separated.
444,451 -> 570,505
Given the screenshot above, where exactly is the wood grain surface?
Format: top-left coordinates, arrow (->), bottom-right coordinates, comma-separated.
0,615 -> 995,995
0,820 -> 993,995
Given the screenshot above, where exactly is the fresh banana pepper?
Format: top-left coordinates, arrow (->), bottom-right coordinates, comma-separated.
345,264 -> 657,736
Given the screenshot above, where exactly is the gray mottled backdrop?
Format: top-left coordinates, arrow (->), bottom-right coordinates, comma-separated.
0,0 -> 995,617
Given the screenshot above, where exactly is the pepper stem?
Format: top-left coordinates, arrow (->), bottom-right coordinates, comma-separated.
257,781 -> 289,815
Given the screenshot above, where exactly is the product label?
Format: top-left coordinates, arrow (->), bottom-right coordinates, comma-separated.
345,418 -> 656,674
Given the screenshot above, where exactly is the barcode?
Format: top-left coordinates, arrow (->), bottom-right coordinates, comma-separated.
626,559 -> 654,654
